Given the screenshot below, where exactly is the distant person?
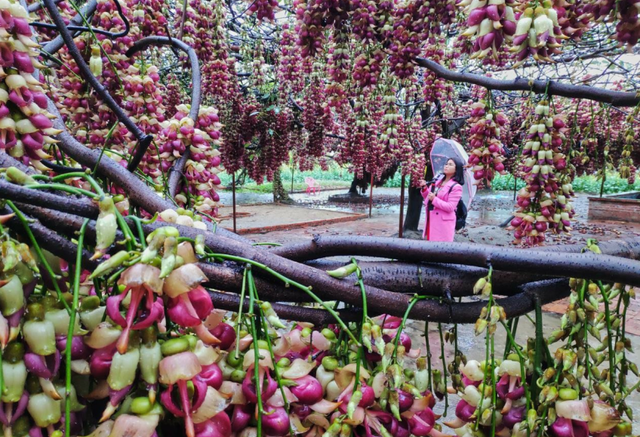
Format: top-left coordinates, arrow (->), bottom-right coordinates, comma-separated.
420,157 -> 464,242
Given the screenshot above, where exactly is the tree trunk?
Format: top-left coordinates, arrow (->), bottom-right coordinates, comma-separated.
273,168 -> 294,204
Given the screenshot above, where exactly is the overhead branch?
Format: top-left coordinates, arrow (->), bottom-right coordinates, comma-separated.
415,57 -> 640,107
43,0 -> 152,158
40,0 -> 98,55
125,36 -> 202,172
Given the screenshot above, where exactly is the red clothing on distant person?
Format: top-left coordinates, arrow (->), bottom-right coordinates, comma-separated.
421,178 -> 463,242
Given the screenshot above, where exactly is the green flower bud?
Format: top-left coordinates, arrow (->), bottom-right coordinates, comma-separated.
92,196 -> 117,260
326,262 -> 358,279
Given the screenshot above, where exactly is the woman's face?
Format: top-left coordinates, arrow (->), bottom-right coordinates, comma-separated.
443,159 -> 456,176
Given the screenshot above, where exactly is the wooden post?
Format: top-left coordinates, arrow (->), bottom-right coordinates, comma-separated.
232,172 -> 237,233
399,174 -> 405,238
291,166 -> 294,194
369,172 -> 374,218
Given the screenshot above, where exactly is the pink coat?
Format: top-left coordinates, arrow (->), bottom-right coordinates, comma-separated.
421,178 -> 463,241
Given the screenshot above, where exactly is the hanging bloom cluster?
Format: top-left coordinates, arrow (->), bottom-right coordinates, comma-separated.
511,2 -> 564,65
587,0 -> 640,47
120,64 -> 166,181
553,0 -> 590,40
466,97 -> 509,187
351,0 -> 394,43
293,0 -> 329,57
458,0 -> 517,60
421,42 -> 454,106
511,99 -> 574,245
0,1 -> 61,170
415,0 -> 457,36
618,110 -> 638,184
182,0 -> 233,103
173,105 -> 223,216
352,49 -> 385,89
217,93 -> 247,176
246,0 -> 279,21
299,68 -> 333,169
126,0 -> 168,37
402,115 -> 438,188
276,25 -> 305,95
327,31 -> 351,84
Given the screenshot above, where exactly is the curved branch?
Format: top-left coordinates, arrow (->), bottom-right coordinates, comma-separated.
43,0 -> 152,155
167,153 -> 189,199
271,235 -> 640,287
34,0 -> 129,40
125,36 -> 202,172
415,57 -> 640,107
41,0 -> 98,55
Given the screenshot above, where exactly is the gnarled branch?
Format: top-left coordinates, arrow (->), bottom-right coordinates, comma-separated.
415,57 -> 640,107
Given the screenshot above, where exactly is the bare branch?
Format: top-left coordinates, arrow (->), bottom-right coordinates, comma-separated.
415,57 -> 640,106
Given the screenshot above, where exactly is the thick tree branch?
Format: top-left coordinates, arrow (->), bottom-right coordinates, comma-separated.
271,235 -> 640,287
415,57 -> 640,107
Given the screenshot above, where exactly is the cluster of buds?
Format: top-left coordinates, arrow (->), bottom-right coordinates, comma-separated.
459,0 -> 517,60
337,106 -> 368,179
293,0 -> 328,57
327,31 -> 350,83
511,100 -> 574,245
615,0 -> 640,50
352,50 -> 385,89
246,0 -> 278,21
466,98 -> 509,186
276,25 -> 305,94
0,1 -> 61,170
511,2 -> 564,65
351,0 -> 394,43
618,111 -> 638,184
421,43 -> 455,106
127,0 -> 168,37
300,71 -> 332,165
553,0 -> 590,40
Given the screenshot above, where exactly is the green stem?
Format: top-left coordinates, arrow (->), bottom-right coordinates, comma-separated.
425,322 -> 433,393
438,323 -> 448,415
49,172 -> 105,196
597,281 -> 616,392
393,295 -> 426,361
65,219 -> 88,437
23,183 -> 96,198
246,268 -> 263,437
235,268 -> 248,359
353,259 -> 368,391
5,201 -> 70,313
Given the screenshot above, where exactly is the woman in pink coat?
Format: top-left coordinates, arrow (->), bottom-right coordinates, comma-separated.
421,157 -> 464,242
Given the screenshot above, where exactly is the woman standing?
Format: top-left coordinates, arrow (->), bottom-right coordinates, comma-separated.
421,157 -> 465,242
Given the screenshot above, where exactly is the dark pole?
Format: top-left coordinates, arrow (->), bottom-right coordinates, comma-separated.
232,172 -> 237,233
369,172 -> 374,218
399,174 -> 405,238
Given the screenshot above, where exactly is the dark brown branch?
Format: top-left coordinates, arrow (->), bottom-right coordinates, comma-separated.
125,36 -> 202,172
41,0 -> 98,55
415,57 -> 640,107
43,0 -> 152,154
46,98 -> 174,215
168,153 -> 189,200
271,235 -> 640,287
0,180 -> 98,219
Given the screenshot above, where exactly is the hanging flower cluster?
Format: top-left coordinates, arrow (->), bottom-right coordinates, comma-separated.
276,25 -> 306,94
352,49 -> 386,89
127,0 -> 168,37
511,2 -> 564,65
246,0 -> 279,21
421,42 -> 454,106
459,0 -> 517,60
351,0 -> 394,43
466,97 -> 509,187
172,105 -> 223,216
0,1 -> 60,170
511,99 -> 574,245
618,110 -> 638,185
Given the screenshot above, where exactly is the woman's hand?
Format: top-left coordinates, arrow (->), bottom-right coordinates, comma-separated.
427,192 -> 436,201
